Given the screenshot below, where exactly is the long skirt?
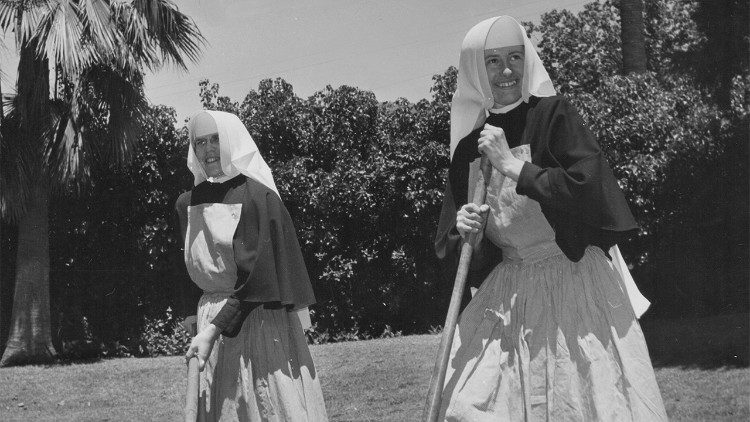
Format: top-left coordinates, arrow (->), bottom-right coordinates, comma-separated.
197,293 -> 328,421
439,247 -> 668,421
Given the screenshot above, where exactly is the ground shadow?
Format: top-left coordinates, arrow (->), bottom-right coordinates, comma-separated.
641,313 -> 749,369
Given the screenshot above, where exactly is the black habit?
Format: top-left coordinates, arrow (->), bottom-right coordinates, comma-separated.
435,96 -> 639,290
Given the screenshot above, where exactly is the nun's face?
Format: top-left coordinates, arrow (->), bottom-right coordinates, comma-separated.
193,133 -> 223,177
484,45 -> 524,106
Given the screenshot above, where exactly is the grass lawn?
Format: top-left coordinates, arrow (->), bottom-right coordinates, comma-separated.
1,316 -> 748,421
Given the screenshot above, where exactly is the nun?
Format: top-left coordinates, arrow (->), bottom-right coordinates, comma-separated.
176,110 -> 328,421
435,16 -> 668,420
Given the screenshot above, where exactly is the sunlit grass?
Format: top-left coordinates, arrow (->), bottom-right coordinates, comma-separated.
1,316 -> 747,421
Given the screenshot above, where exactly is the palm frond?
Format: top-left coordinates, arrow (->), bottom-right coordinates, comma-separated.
33,0 -> 91,74
78,0 -> 117,51
58,64 -> 148,170
1,0 -> 47,47
114,0 -> 205,71
32,0 -> 122,78
0,1 -> 16,33
92,65 -> 148,164
0,37 -> 9,120
44,97 -> 89,190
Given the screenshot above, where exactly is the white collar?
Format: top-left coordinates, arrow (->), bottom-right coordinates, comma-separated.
488,98 -> 524,115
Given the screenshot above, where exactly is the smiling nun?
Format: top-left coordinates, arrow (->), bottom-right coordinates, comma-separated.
434,16 -> 668,420
175,110 -> 328,421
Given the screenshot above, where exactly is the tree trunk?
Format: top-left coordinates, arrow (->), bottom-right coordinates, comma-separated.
0,184 -> 56,366
0,223 -> 16,357
620,0 -> 647,74
0,64 -> 4,354
0,62 -> 4,123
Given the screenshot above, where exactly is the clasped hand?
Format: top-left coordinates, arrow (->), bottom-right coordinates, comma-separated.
478,124 -> 524,180
456,203 -> 489,239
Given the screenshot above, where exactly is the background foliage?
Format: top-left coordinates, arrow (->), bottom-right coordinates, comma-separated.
1,0 -> 746,357
528,0 -> 748,316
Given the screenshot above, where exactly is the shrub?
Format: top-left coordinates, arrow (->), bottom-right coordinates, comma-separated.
134,308 -> 191,357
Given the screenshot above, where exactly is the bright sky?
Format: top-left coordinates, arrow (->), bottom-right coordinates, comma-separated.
1,0 -> 588,122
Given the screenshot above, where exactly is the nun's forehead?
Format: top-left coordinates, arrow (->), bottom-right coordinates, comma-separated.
484,45 -> 525,55
190,112 -> 219,139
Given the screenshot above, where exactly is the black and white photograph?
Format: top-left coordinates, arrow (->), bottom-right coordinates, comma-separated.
0,0 -> 747,420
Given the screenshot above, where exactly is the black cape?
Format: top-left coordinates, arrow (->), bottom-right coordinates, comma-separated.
176,175 -> 315,337
435,96 -> 639,290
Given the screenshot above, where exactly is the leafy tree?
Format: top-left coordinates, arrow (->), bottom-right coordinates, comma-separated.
528,0 -> 701,94
304,85 -> 380,170
49,104 -> 191,356
198,79 -> 239,115
529,3 -> 621,95
239,78 -> 308,163
572,74 -> 722,287
530,0 -> 748,316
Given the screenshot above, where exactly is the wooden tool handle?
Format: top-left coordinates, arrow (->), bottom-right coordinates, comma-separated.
423,156 -> 492,422
184,357 -> 200,421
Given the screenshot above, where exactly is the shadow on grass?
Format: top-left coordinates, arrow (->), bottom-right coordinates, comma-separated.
641,313 -> 748,369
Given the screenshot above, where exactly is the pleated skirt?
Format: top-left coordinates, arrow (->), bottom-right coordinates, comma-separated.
197,293 -> 328,422
439,247 -> 668,421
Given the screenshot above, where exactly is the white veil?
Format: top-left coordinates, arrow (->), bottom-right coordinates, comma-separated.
187,110 -> 279,195
450,15 -> 556,159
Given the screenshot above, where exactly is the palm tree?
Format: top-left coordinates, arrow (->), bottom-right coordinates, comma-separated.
0,0 -> 204,366
619,0 -> 647,74
0,34 -> 5,122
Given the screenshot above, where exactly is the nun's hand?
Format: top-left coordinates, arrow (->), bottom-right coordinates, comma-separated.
456,203 -> 490,238
185,323 -> 220,372
478,124 -> 524,181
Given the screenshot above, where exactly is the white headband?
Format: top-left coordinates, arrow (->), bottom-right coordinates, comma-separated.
191,112 -> 218,138
485,16 -> 525,49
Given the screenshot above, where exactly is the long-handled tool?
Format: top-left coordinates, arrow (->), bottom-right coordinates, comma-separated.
423,156 -> 492,422
184,356 -> 200,421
